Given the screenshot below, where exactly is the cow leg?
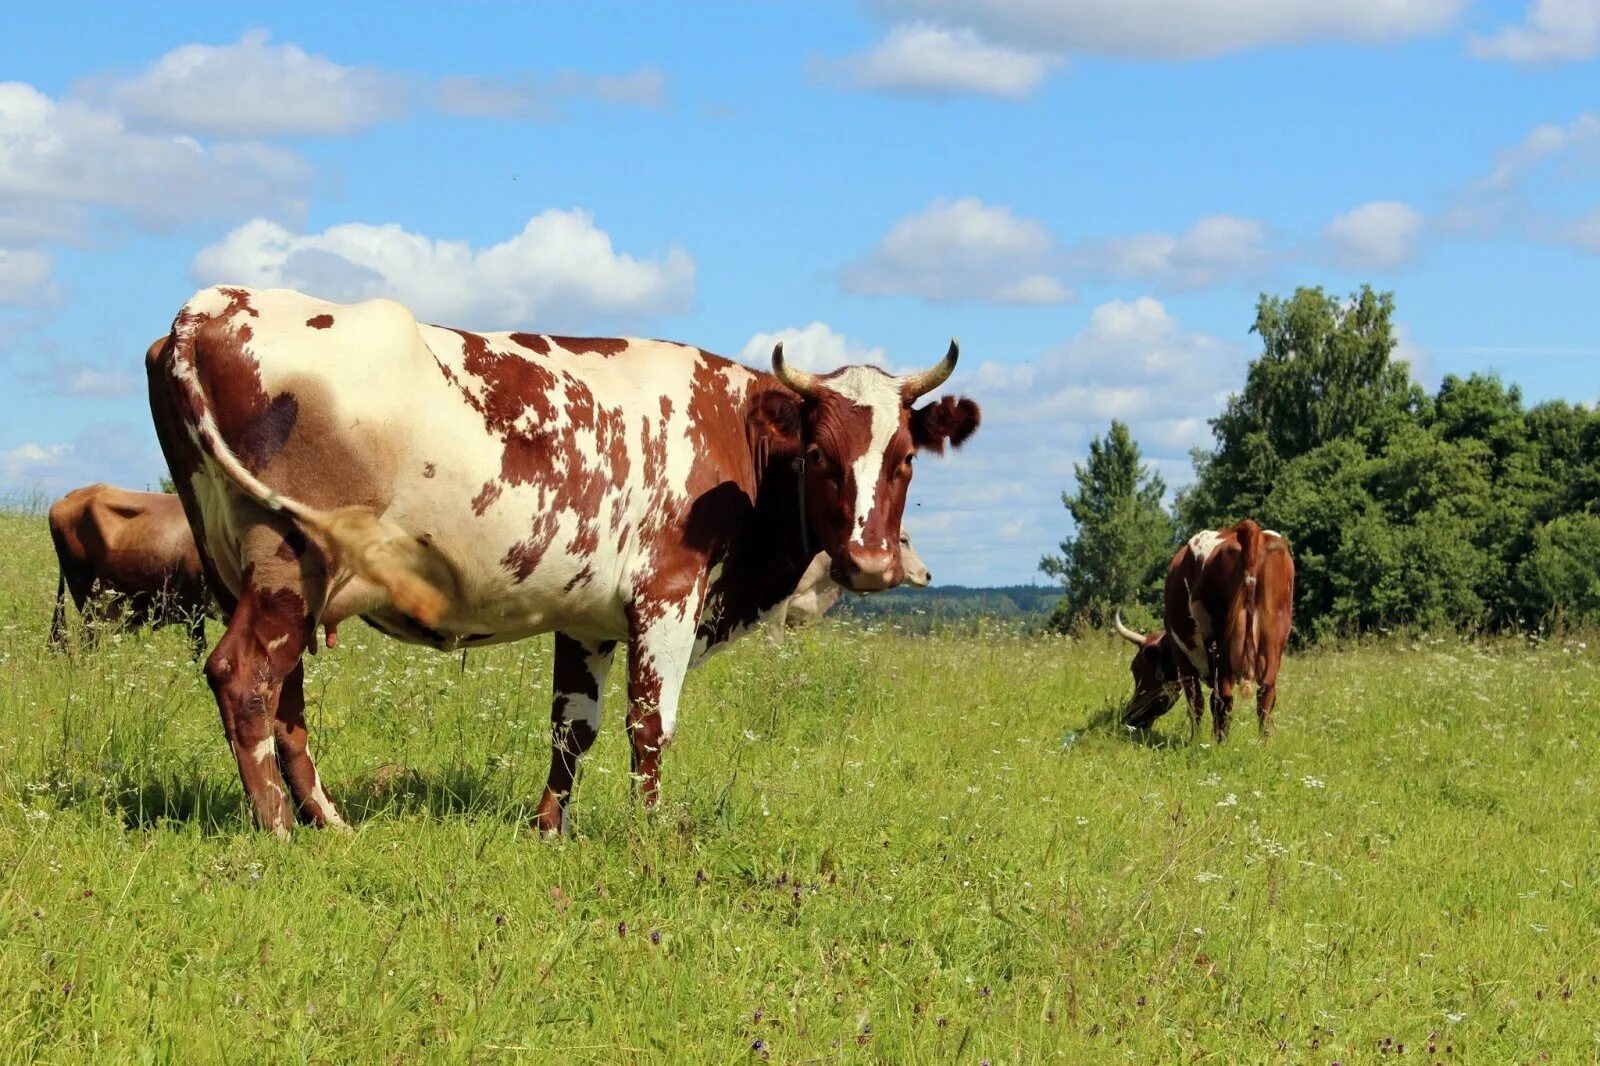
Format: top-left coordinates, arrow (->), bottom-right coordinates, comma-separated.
1211,674 -> 1236,743
624,595 -> 703,810
1256,681 -> 1278,739
1256,641 -> 1284,739
204,526 -> 322,837
535,633 -> 617,834
271,662 -> 347,829
50,569 -> 70,652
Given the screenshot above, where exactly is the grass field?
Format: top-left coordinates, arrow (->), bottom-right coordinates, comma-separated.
2,511 -> 1598,1063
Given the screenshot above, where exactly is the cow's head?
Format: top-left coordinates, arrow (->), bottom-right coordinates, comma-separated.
899,532 -> 932,588
1114,611 -> 1179,728
771,341 -> 978,592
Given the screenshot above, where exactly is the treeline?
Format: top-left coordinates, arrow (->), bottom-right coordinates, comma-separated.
832,584 -> 1058,632
1042,286 -> 1600,639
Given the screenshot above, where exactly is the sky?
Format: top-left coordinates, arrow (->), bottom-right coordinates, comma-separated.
2,1 -> 1598,587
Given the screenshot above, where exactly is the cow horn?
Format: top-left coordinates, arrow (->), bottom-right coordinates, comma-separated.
772,342 -> 820,396
902,339 -> 959,399
1113,610 -> 1147,647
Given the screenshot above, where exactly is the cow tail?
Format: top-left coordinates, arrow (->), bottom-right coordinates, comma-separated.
162,317 -> 453,626
1236,519 -> 1263,694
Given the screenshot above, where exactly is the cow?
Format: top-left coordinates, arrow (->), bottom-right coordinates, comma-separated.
1113,519 -> 1294,741
48,484 -> 212,655
772,531 -> 931,631
146,286 -> 980,837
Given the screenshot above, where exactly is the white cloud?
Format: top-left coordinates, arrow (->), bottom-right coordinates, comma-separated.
1442,114 -> 1600,241
1323,200 -> 1424,269
0,248 -> 56,305
842,196 -> 1073,304
1470,0 -> 1600,63
1393,322 -> 1436,389
900,297 -> 1247,585
81,29 -> 404,137
1472,113 -> 1599,195
739,322 -> 888,372
190,211 -> 695,331
0,442 -> 71,484
871,0 -> 1466,59
435,67 -> 668,118
1074,215 -> 1272,289
0,423 -> 167,499
0,80 -> 309,245
817,21 -> 1060,97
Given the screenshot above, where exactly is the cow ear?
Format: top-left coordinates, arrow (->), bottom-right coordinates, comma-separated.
747,389 -> 803,458
911,395 -> 980,454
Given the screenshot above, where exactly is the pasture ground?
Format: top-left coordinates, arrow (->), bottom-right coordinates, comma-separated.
2,512 -> 1598,1063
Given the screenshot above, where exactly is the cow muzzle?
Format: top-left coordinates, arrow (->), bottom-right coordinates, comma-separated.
833,546 -> 901,592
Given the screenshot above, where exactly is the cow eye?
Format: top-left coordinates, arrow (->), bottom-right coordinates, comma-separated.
805,444 -> 825,468
900,453 -> 915,474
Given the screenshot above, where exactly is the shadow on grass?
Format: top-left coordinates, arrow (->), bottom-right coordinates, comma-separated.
34,770 -> 251,834
337,762 -> 526,824
39,762 -> 530,833
1079,699 -> 1186,750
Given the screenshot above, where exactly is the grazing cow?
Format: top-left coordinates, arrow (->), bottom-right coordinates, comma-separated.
1114,519 -> 1294,740
773,531 -> 931,631
48,484 -> 211,655
146,286 -> 980,836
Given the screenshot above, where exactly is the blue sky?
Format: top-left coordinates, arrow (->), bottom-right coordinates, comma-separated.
2,1 -> 1597,585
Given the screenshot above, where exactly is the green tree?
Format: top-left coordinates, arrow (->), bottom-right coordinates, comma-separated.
1514,514 -> 1600,628
1181,285 -> 1421,529
1040,421 -> 1176,633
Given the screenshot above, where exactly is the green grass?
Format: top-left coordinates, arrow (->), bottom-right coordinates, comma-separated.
2,511 -> 1598,1063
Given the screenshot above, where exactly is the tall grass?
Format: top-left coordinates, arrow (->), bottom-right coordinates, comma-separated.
2,512 -> 1597,1062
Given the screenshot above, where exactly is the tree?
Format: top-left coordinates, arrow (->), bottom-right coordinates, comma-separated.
1181,285 -> 1421,530
1040,421 -> 1176,633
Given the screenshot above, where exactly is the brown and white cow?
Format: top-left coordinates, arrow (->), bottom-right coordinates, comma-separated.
1114,519 -> 1294,740
772,531 -> 932,631
146,286 -> 979,836
48,484 -> 212,655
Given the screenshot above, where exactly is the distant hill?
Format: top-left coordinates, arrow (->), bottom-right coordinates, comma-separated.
832,583 -> 1060,632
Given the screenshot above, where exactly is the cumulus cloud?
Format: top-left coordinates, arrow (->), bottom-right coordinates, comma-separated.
846,200 -> 1280,305
870,0 -> 1466,59
739,322 -> 888,372
435,66 -> 668,118
898,297 -> 1247,585
842,197 -> 1073,304
0,423 -> 167,499
0,80 -> 309,246
816,22 -> 1060,97
1323,200 -> 1424,269
1470,0 -> 1600,63
80,29 -> 405,137
1073,215 -> 1272,289
190,211 -> 695,331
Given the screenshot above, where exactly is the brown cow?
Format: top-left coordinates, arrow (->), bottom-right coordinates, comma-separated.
146,286 -> 979,836
1114,519 -> 1294,740
48,484 -> 212,655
